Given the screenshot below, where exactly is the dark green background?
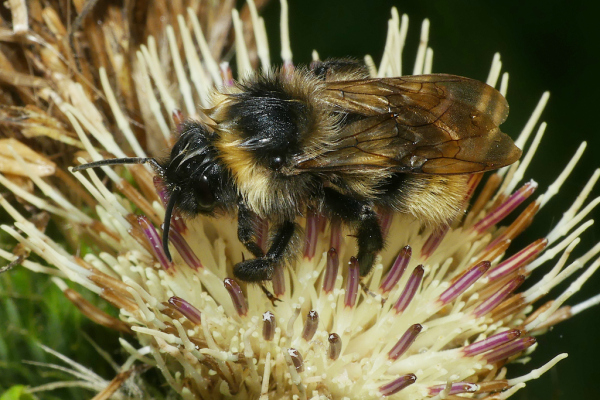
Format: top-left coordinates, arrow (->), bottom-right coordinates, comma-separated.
260,1 -> 600,399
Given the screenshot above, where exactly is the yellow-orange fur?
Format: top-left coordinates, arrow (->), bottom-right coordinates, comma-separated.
397,175 -> 469,226
209,69 -> 341,220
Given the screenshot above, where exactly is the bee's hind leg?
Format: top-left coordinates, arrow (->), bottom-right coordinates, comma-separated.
234,220 -> 297,282
323,188 -> 384,277
355,211 -> 385,276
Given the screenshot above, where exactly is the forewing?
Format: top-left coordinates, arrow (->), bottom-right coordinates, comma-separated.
296,74 -> 521,174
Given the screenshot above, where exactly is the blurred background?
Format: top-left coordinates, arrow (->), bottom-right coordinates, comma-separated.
261,0 -> 600,398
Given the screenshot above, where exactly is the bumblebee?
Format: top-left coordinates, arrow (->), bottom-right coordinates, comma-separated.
73,59 -> 521,282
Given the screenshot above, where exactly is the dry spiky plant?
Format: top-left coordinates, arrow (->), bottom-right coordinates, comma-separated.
1,1 -> 599,399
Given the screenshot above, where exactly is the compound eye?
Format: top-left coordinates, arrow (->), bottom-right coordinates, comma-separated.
270,156 -> 284,171
196,174 -> 215,211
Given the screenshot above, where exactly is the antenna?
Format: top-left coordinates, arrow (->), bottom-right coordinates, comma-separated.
72,157 -> 163,173
73,156 -> 175,260
162,187 -> 181,262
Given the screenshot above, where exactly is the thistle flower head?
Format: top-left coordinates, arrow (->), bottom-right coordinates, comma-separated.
1,1 -> 599,399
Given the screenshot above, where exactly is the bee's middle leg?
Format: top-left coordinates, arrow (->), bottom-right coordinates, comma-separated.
323,188 -> 384,277
234,220 -> 297,282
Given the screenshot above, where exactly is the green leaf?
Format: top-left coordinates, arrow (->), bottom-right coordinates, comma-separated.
0,385 -> 37,400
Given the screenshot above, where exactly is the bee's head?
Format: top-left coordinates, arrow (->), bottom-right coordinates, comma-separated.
72,120 -> 235,262
162,121 -> 234,217
156,121 -> 235,262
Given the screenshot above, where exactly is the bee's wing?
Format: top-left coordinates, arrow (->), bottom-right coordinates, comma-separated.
296,74 -> 521,174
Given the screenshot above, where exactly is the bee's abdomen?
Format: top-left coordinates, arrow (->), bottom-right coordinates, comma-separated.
375,173 -> 469,227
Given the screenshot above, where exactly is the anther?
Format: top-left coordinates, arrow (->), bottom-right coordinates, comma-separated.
224,278 -> 248,316
484,336 -> 536,364
323,248 -> 339,293
287,348 -> 304,372
421,226 -> 449,259
462,329 -> 522,357
262,311 -> 276,341
168,296 -> 202,324
394,265 -> 424,313
301,310 -> 318,341
138,215 -> 172,270
379,374 -> 417,396
439,261 -> 490,305
344,257 -> 360,308
328,333 -> 342,360
380,245 -> 411,293
388,324 -> 422,360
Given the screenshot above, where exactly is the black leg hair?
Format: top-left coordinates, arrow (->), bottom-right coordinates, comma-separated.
237,203 -> 265,258
323,188 -> 384,277
234,221 -> 296,282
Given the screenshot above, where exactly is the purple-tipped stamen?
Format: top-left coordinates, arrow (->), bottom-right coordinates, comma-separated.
485,201 -> 539,251
167,228 -> 203,270
428,382 -> 479,396
272,265 -> 286,297
421,225 -> 450,259
473,181 -> 537,233
172,109 -> 184,127
287,348 -> 304,372
153,176 -> 167,202
318,213 -> 327,233
283,60 -> 295,74
328,333 -> 341,360
303,209 -> 319,260
224,278 -> 248,316
262,311 -> 276,341
484,336 -> 536,364
329,219 -> 342,253
380,245 -> 411,293
388,324 -> 422,360
439,261 -> 490,305
379,210 -> 393,240
220,62 -> 234,86
323,248 -> 339,294
473,276 -> 525,317
476,380 -> 510,394
465,173 -> 483,201
394,265 -> 424,313
462,329 -> 522,357
487,239 -> 547,281
138,215 -> 172,270
256,217 -> 269,254
302,310 -> 319,341
379,374 -> 417,396
168,296 -> 201,324
344,257 -> 360,308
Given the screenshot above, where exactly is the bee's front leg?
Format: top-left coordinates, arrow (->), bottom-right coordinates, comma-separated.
234,220 -> 297,282
323,188 -> 384,277
237,203 -> 265,258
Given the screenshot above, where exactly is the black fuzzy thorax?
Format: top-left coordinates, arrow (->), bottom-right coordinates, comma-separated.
226,74 -> 310,171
